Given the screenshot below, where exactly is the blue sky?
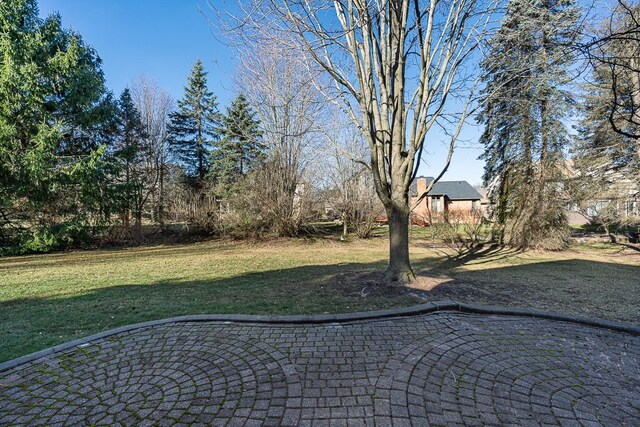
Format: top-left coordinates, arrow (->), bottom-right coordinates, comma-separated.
39,0 -> 235,104
39,0 -> 486,185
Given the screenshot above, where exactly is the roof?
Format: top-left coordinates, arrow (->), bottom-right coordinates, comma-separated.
409,176 -> 482,200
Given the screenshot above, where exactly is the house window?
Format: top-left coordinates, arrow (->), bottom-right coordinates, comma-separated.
472,200 -> 479,211
627,200 -> 638,216
432,198 -> 439,212
588,200 -> 610,216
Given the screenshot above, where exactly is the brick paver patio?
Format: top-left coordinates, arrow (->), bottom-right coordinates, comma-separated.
1,311 -> 639,426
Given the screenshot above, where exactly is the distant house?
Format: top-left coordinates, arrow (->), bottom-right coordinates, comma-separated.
564,160 -> 639,226
409,176 -> 482,224
476,186 -> 492,212
567,184 -> 639,226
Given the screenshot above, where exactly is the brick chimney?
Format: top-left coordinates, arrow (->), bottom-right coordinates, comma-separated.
417,177 -> 427,197
416,177 -> 428,212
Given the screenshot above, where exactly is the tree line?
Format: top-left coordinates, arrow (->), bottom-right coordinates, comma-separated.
1,0 -> 638,282
0,0 -> 376,254
479,0 -> 639,249
0,0 -> 288,254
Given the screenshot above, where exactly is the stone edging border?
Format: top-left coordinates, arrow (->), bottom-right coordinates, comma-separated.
1,301 -> 638,373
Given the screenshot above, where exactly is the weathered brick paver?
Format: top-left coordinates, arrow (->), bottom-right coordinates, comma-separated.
0,312 -> 638,426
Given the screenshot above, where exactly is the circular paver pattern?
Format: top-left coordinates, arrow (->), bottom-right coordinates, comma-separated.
0,312 -> 639,426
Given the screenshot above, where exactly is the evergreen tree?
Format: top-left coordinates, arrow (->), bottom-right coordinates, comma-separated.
211,93 -> 263,189
167,60 -> 220,183
113,88 -> 147,227
477,0 -> 581,248
114,89 -> 146,162
0,0 -> 118,252
573,45 -> 639,224
575,67 -> 638,179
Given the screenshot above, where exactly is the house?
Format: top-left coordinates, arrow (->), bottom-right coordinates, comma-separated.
567,183 -> 639,226
564,160 -> 639,226
476,186 -> 492,212
409,176 -> 483,224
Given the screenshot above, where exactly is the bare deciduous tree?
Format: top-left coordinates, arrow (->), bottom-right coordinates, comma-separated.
131,76 -> 173,226
584,0 -> 640,142
235,37 -> 326,236
221,0 -> 497,282
319,111 -> 382,239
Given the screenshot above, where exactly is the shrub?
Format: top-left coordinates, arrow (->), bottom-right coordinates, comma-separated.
430,209 -> 488,254
13,221 -> 93,254
223,165 -> 314,238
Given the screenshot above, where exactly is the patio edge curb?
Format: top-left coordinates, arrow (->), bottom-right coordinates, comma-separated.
1,301 -> 638,373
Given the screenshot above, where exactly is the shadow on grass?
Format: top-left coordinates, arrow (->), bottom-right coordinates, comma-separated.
0,241 -> 244,271
0,260 -> 418,362
416,258 -> 639,325
617,242 -> 640,252
1,254 -> 638,362
425,244 -> 524,272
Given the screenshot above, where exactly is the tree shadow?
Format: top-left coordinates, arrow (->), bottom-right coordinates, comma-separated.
616,242 -> 640,252
429,244 -> 523,272
0,241 -> 241,271
414,258 -> 639,324
1,252 -> 638,362
0,259 -> 413,361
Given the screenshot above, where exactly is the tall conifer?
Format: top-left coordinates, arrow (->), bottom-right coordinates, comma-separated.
211,93 -> 263,189
0,0 -> 117,250
167,59 -> 220,183
477,0 -> 581,248
113,88 -> 146,226
573,39 -> 640,221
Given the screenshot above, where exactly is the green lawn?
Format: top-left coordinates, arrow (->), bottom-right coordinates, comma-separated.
0,233 -> 638,362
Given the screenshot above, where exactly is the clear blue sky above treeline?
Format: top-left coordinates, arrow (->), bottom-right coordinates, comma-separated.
37,0 -> 541,186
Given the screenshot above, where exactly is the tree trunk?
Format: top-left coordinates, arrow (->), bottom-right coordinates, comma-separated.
385,204 -> 415,283
134,194 -> 143,228
158,161 -> 165,226
628,52 -> 640,142
495,174 -> 508,245
342,212 -> 348,239
124,163 -> 131,228
133,213 -> 143,242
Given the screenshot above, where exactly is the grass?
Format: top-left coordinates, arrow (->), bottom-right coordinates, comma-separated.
419,242 -> 640,322
0,230 -> 638,362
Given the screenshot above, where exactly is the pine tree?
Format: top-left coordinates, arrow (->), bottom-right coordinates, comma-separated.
573,50 -> 640,225
0,0 -> 118,251
477,0 -> 581,248
575,68 -> 638,178
114,89 -> 146,161
113,88 -> 147,227
167,60 -> 220,183
211,93 -> 263,189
